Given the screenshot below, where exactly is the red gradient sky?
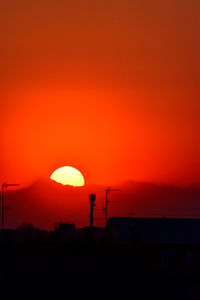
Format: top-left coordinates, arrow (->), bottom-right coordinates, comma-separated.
0,0 -> 199,188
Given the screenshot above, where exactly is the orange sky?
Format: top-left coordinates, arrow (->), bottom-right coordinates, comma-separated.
0,0 -> 199,187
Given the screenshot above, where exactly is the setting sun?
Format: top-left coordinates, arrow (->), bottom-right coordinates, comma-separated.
50,166 -> 85,187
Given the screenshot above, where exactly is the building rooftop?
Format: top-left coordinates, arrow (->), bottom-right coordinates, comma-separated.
107,217 -> 200,244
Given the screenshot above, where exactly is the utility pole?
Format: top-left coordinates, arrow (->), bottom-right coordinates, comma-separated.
1,183 -> 19,242
105,187 -> 120,226
89,194 -> 96,243
89,194 -> 96,228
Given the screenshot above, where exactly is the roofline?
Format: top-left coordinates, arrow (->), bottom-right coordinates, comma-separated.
108,216 -> 200,221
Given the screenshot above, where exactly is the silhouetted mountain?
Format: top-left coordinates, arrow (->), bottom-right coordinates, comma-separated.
4,178 -> 200,230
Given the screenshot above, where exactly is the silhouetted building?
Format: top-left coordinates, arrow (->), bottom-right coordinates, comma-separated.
72,226 -> 104,243
0,229 -> 14,242
49,222 -> 104,243
15,224 -> 48,242
50,222 -> 76,242
0,225 -> 48,242
103,217 -> 200,271
83,226 -> 104,243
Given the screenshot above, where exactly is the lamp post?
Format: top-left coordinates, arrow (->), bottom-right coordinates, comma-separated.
1,183 -> 19,241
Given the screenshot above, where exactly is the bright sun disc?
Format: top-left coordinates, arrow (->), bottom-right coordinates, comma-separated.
50,166 -> 85,187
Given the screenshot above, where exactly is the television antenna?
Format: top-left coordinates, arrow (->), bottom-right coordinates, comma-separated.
96,187 -> 120,227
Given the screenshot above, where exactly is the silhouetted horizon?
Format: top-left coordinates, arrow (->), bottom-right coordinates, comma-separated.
2,177 -> 200,230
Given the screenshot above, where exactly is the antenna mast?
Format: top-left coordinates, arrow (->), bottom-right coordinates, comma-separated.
105,187 -> 120,226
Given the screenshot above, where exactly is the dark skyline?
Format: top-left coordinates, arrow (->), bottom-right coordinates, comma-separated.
3,178 -> 200,230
